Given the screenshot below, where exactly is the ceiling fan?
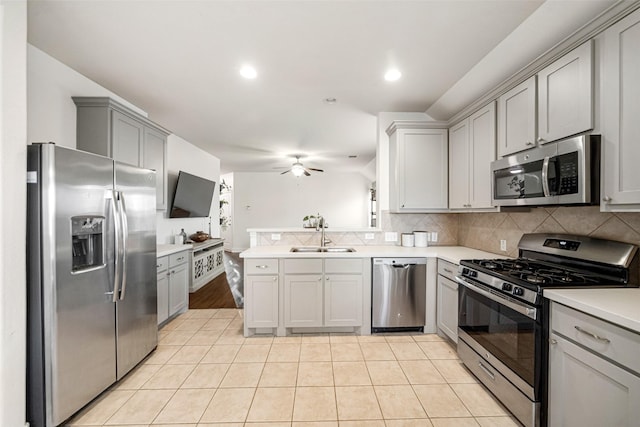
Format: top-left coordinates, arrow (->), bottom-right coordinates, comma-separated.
280,156 -> 324,177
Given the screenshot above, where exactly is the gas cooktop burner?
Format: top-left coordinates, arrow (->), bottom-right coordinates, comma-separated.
464,258 -> 604,287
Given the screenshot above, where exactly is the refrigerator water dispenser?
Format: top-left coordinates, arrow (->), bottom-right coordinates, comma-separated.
71,216 -> 104,272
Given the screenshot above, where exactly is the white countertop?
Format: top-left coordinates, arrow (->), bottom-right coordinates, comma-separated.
157,243 -> 193,258
544,288 -> 640,333
240,245 -> 505,265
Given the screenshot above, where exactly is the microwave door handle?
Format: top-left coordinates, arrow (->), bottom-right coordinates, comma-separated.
542,157 -> 551,197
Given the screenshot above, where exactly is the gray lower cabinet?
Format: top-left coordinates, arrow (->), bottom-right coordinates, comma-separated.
73,97 -> 169,210
157,250 -> 189,325
548,302 -> 640,426
436,259 -> 458,343
244,259 -> 279,330
283,258 -> 363,329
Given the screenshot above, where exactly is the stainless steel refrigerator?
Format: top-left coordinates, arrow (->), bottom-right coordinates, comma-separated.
27,143 -> 158,427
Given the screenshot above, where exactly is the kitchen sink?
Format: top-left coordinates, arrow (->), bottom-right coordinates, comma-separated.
290,247 -> 356,253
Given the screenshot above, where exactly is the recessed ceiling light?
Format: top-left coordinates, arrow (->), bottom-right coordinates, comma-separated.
239,65 -> 257,79
384,69 -> 402,82
323,97 -> 337,104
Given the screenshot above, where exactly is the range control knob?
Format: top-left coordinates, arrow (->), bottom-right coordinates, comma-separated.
462,268 -> 470,275
502,283 -> 513,292
469,270 -> 478,278
513,287 -> 524,296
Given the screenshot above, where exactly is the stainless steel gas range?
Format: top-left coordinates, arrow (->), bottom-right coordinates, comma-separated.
456,233 -> 639,427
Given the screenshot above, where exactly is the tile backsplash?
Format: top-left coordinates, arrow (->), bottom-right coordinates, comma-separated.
458,206 -> 640,257
253,207 -> 640,256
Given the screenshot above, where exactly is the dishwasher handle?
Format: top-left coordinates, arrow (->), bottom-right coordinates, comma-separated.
392,264 -> 412,269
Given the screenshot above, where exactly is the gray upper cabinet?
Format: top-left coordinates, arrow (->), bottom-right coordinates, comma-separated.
73,97 -> 169,210
537,40 -> 593,145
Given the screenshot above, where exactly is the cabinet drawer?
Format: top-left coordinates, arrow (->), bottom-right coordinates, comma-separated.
246,259 -> 279,275
284,258 -> 323,274
169,251 -> 189,267
156,256 -> 168,272
325,258 -> 363,274
438,259 -> 458,281
551,302 -> 640,374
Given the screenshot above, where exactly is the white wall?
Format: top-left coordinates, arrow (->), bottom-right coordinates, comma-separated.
376,112 -> 433,212
230,171 -> 372,251
27,45 -> 146,147
156,134 -> 221,243
27,45 -> 221,244
1,1 -> 27,426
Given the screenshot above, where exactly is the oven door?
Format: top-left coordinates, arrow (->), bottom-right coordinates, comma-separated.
456,276 -> 542,396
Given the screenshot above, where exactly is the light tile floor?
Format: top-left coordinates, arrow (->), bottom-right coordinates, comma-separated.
67,309 -> 521,427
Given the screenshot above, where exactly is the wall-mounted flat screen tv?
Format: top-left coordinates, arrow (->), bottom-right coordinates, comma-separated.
169,171 -> 216,218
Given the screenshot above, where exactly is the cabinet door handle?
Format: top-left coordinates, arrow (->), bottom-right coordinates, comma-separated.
326,276 -> 330,281
526,141 -> 535,146
537,137 -> 545,143
273,277 -> 277,281
574,325 -> 610,343
443,268 -> 454,274
156,264 -> 161,268
256,265 -> 269,269
549,338 -> 557,345
176,256 -> 184,262
602,196 -> 612,202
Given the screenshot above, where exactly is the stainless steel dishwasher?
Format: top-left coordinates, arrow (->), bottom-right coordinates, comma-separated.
372,257 -> 427,332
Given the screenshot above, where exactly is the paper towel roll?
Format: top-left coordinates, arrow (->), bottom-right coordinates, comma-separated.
414,231 -> 429,247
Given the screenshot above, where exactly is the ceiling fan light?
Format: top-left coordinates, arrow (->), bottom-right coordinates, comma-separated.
291,164 -> 305,177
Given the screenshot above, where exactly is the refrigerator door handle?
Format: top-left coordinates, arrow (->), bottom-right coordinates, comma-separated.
118,192 -> 129,300
111,190 -> 121,303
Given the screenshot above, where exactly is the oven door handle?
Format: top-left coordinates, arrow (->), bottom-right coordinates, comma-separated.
455,276 -> 537,320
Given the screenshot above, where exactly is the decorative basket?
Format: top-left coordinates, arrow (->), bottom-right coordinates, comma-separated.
189,231 -> 210,242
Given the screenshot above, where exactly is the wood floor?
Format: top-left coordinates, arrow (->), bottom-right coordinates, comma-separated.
189,273 -> 237,309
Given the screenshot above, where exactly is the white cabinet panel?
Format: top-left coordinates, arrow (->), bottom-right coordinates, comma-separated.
324,274 -> 363,327
449,102 -> 496,210
548,333 -> 640,427
168,263 -> 189,316
601,9 -> 640,210
157,272 -> 169,325
548,301 -> 640,426
448,120 -> 469,209
245,275 -> 278,328
388,123 -> 448,212
497,76 -> 537,157
537,40 -> 593,144
284,274 -> 323,327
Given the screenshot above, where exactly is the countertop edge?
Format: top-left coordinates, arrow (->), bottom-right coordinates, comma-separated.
240,245 -> 506,265
157,244 -> 193,258
544,288 -> 640,334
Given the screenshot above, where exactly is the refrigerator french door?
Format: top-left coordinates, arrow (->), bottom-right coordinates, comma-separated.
27,143 -> 157,427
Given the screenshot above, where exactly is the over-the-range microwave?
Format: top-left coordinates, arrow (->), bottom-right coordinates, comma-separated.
491,133 -> 600,207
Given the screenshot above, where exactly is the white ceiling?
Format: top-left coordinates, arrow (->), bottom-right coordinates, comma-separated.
27,1 -> 612,175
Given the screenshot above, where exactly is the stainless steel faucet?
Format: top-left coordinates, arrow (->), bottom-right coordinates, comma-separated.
316,215 -> 332,247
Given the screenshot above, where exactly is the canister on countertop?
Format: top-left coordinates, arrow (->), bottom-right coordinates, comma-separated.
414,231 -> 429,247
401,233 -> 415,247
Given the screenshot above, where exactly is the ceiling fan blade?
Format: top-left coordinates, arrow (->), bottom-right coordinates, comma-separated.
280,169 -> 291,175
304,170 -> 311,176
308,167 -> 324,172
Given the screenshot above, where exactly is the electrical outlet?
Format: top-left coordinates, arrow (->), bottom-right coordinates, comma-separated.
364,233 -> 375,240
385,232 -> 398,242
271,233 -> 281,241
500,239 -> 507,251
431,232 -> 438,242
